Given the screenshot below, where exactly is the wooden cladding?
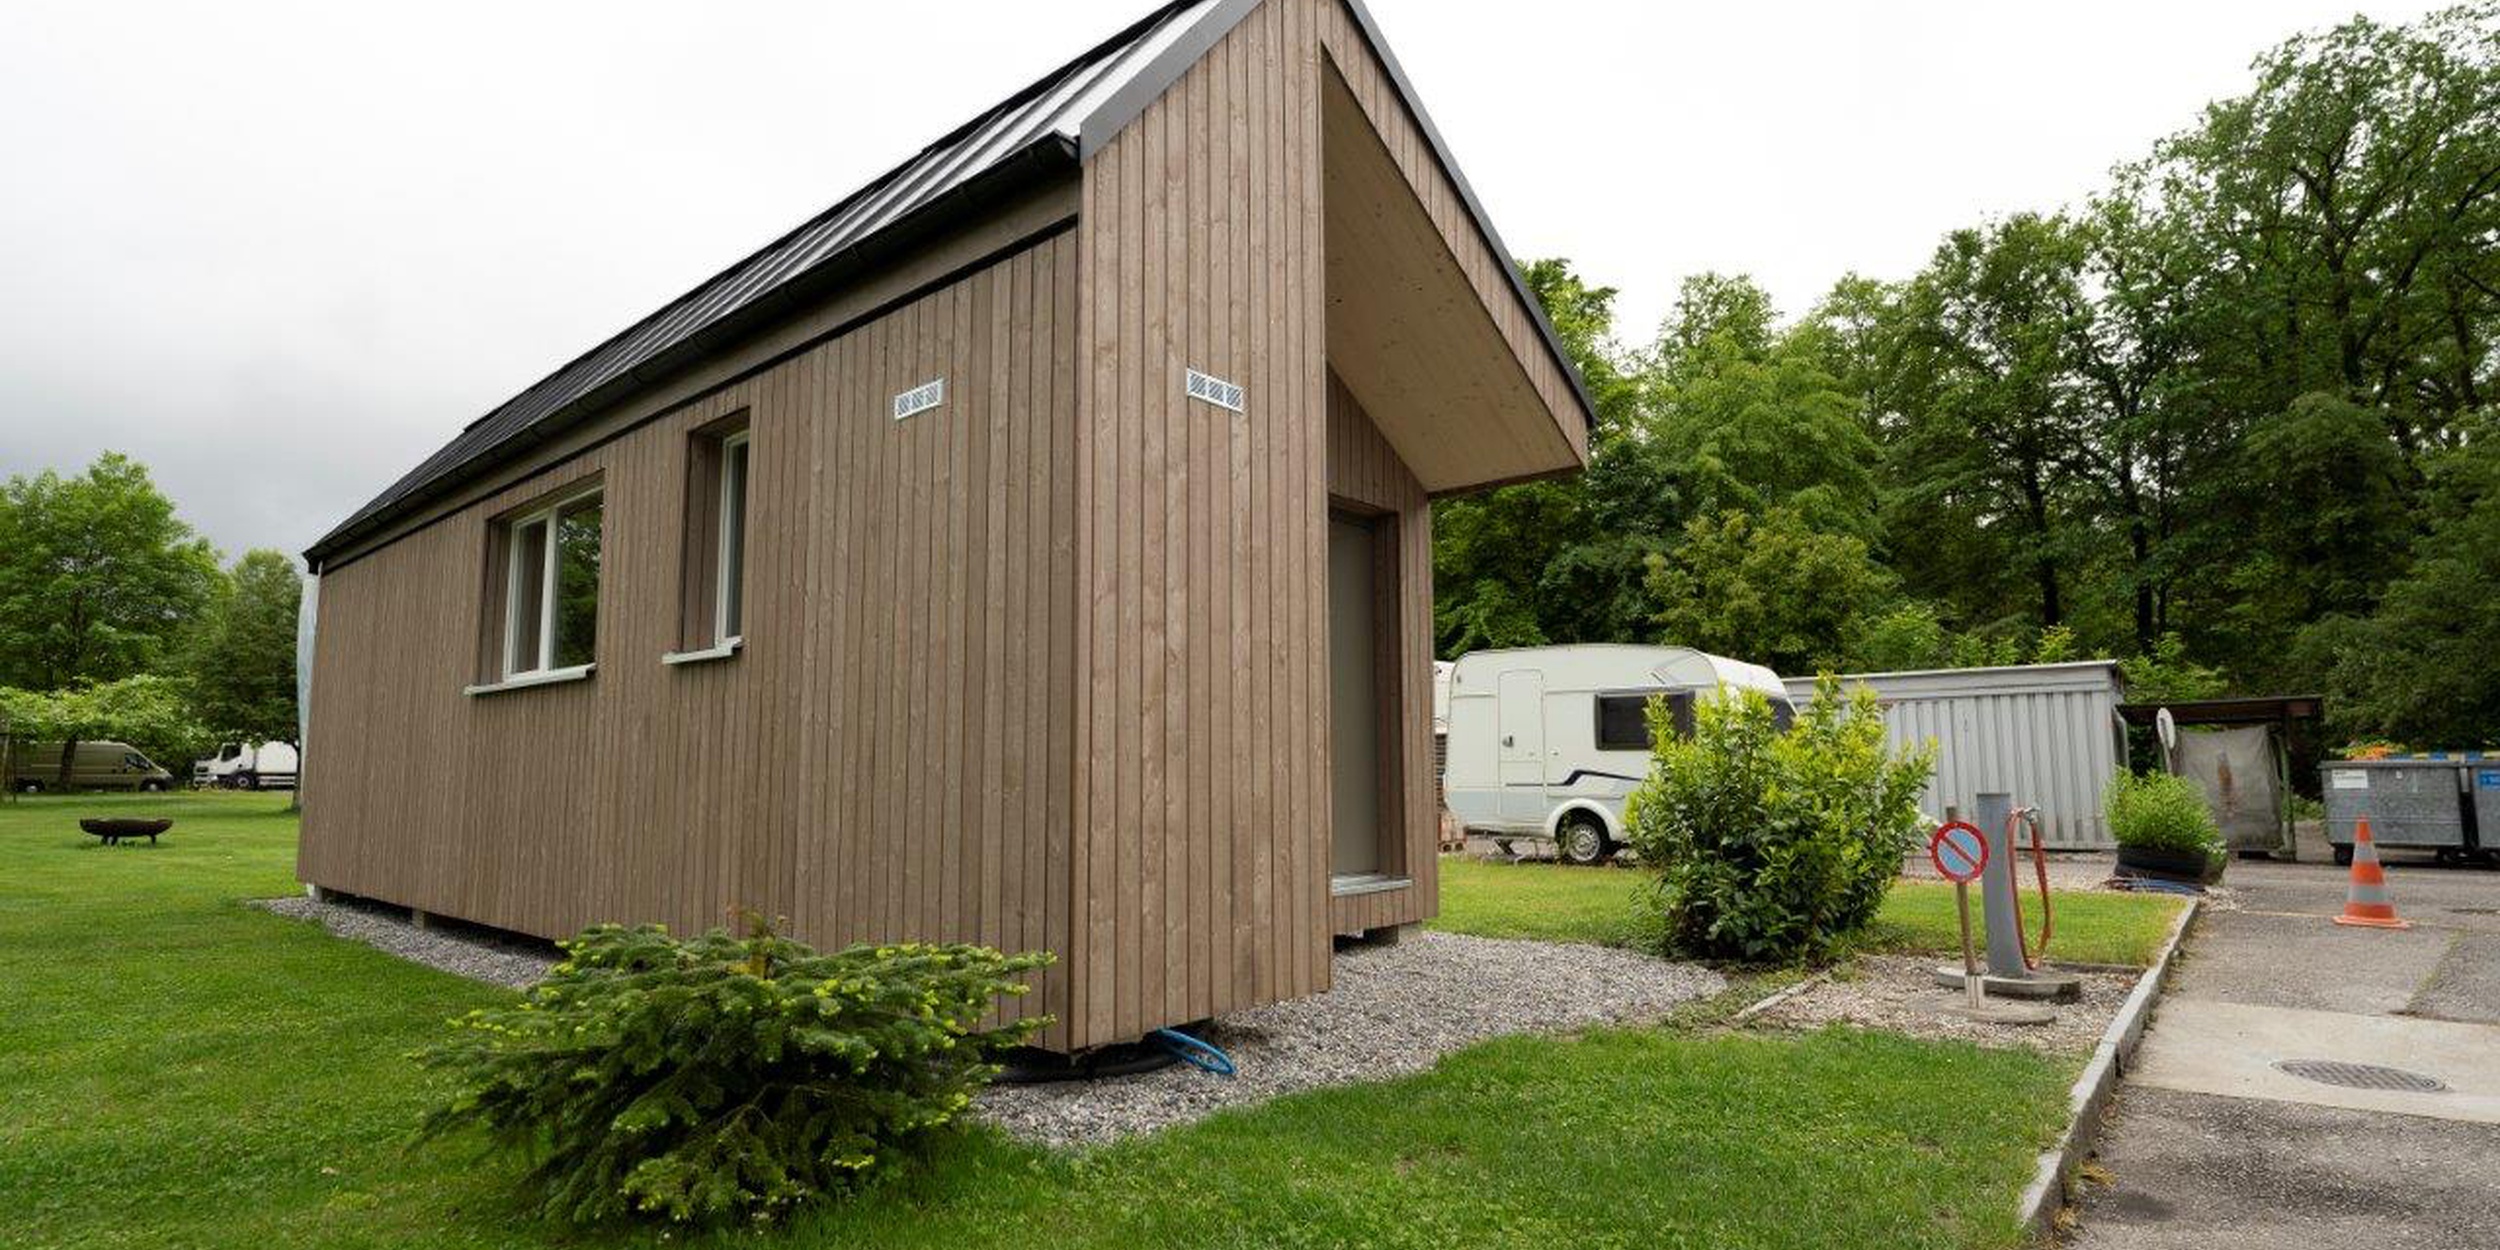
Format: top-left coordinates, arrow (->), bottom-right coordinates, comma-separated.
302,233 -> 1084,1044
1323,370 -> 1436,936
303,0 -> 1491,1053
1072,0 -> 1333,1047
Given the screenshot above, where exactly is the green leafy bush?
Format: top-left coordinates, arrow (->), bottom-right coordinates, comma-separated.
2105,770 -> 2222,857
1622,676 -> 1934,963
416,916 -> 1050,1226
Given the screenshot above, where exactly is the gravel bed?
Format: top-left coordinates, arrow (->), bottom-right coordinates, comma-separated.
978,930 -> 1721,1148
253,895 -> 558,989
1747,953 -> 2137,1055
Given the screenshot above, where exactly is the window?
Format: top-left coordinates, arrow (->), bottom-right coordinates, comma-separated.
499,488 -> 603,678
1593,690 -> 1697,752
670,420 -> 749,663
716,431 -> 749,642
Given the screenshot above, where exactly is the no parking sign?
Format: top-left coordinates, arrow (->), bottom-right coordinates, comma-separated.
1928,820 -> 1989,884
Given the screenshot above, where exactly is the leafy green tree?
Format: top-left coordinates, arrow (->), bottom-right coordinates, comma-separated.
1646,509 -> 1897,675
0,674 -> 203,788
0,453 -> 220,690
1880,214 -> 2094,630
186,550 -> 302,752
1653,275 -> 1880,539
2297,426 -> 2500,744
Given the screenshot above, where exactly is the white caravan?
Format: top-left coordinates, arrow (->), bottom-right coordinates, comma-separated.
192,740 -> 300,790
1443,645 -> 1790,863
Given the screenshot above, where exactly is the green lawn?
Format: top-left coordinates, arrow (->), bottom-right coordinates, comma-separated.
3,793 -> 2071,1249
1434,856 -> 2184,967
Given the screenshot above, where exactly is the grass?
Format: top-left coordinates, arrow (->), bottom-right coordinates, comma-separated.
1434,856 -> 2184,967
4,792 -> 2073,1249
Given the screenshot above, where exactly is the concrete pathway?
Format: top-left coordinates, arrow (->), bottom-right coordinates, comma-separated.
2069,856 -> 2500,1249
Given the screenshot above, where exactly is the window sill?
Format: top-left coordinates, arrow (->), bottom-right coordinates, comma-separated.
464,664 -> 595,697
662,637 -> 743,667
1329,873 -> 1411,898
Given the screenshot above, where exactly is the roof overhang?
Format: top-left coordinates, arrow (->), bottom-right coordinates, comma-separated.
1319,58 -> 1585,494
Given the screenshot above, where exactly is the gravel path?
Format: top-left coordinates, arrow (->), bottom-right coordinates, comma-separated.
978,930 -> 1721,1148
254,895 -> 557,989
1747,953 -> 2137,1055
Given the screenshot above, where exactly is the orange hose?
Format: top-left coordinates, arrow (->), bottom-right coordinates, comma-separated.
2004,807 -> 2053,969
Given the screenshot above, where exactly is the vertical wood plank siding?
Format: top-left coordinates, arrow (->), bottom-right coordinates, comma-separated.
1323,371 -> 1436,935
1074,0 -> 1329,1046
303,0 -> 1522,1054
299,233 -> 1083,1047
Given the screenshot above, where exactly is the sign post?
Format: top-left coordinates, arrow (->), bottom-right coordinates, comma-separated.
1928,820 -> 1990,1010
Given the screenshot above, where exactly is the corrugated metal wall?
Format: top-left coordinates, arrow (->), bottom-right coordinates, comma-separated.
1789,666 -> 2127,847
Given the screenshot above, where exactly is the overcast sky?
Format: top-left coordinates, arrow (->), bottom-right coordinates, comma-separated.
0,0 -> 2448,563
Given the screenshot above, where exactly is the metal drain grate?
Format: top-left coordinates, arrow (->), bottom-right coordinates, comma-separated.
2273,1059 -> 2447,1093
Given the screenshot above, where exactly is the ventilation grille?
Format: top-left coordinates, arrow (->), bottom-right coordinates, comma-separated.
892,379 -> 946,421
1185,368 -> 1245,413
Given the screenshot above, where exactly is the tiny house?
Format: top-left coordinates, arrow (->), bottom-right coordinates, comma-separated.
295,0 -> 1595,1051
1443,646 -> 1787,863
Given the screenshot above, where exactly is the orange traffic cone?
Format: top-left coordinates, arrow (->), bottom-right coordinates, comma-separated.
2334,818 -> 2411,930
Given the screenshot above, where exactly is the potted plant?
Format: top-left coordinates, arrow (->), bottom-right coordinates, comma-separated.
2107,770 -> 2225,883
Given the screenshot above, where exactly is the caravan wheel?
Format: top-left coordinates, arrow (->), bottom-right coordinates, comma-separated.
1557,813 -> 1611,866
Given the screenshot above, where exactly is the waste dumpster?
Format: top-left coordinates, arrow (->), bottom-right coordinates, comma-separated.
2470,764 -> 2500,864
2321,759 -> 2470,864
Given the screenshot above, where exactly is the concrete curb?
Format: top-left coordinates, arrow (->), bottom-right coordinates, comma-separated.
2017,896 -> 2201,1240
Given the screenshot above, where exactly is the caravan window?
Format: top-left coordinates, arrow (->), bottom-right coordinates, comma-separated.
1594,691 -> 1696,752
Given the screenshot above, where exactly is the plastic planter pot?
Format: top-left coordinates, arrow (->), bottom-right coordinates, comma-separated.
2114,843 -> 2221,884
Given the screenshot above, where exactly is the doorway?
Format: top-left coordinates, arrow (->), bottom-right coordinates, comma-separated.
1329,510 -> 1394,881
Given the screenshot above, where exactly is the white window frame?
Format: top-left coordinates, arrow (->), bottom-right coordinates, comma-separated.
501,485 -> 602,680
714,430 -> 750,649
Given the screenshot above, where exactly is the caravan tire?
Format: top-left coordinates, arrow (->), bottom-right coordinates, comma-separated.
1557,813 -> 1611,866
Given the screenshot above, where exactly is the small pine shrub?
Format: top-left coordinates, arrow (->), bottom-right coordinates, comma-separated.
2105,770 -> 2222,857
416,915 -> 1051,1226
1622,676 -> 1934,964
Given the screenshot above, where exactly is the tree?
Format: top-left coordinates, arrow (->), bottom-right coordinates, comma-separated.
0,675 -> 203,789
187,549 -> 303,752
2296,424 -> 2500,744
0,453 -> 221,690
1880,214 -> 2095,631
1646,509 -> 1897,675
1653,275 -> 1880,539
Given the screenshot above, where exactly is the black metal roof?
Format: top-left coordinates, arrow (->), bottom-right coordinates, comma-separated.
310,0 -> 1595,566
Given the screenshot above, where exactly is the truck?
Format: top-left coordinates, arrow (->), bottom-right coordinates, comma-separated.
192,741 -> 301,790
7,741 -> 176,793
1442,644 -> 1791,864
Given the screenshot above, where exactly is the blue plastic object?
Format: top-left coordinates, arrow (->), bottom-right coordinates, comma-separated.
1151,1027 -> 1237,1077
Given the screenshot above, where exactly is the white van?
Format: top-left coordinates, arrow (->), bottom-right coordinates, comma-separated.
1443,645 -> 1790,863
192,741 -> 300,790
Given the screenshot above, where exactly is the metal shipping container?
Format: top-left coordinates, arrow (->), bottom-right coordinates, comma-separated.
1787,661 -> 2130,848
2473,765 -> 2500,853
2321,760 -> 2470,850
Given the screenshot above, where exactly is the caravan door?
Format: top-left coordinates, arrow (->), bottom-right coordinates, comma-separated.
1496,670 -> 1546,821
